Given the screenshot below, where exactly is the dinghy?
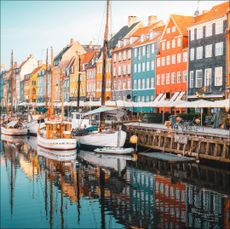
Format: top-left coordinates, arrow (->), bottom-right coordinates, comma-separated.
94,147 -> 134,155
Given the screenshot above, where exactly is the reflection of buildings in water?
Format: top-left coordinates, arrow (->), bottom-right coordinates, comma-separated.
187,185 -> 226,229
154,175 -> 187,228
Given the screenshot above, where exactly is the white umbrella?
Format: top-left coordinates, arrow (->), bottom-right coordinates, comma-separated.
211,99 -> 230,109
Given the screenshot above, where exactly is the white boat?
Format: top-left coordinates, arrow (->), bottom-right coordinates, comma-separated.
71,112 -> 91,129
37,146 -> 76,162
26,120 -> 45,135
37,120 -> 77,150
77,128 -> 127,151
94,147 -> 134,155
1,120 -> 28,136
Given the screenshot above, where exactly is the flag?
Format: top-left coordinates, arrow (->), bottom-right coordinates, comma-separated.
62,72 -> 65,84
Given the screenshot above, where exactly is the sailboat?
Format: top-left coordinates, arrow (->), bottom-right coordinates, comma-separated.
76,0 -> 127,150
1,50 -> 28,136
37,47 -> 77,150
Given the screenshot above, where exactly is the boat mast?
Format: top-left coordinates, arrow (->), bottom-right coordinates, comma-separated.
10,50 -> 14,116
45,48 -> 49,108
77,54 -> 81,111
61,70 -> 65,121
99,0 -> 109,132
49,47 -> 54,119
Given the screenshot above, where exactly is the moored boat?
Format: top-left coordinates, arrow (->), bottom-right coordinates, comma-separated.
1,120 -> 28,136
94,146 -> 134,155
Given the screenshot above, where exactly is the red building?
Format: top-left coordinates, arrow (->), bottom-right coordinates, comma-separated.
155,15 -> 195,112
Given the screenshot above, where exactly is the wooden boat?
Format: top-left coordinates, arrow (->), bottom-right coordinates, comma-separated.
94,147 -> 134,155
37,48 -> 77,151
1,120 -> 28,136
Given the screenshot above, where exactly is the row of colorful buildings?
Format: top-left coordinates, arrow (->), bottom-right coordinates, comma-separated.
1,2 -> 229,112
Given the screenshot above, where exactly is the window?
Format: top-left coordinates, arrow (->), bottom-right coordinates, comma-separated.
183,52 -> 187,62
142,46 -> 146,56
142,79 -> 145,89
172,26 -> 176,32
113,53 -> 117,62
167,28 -> 170,34
128,50 -> 131,59
166,73 -> 170,84
157,74 -> 160,85
118,66 -> 121,75
162,42 -> 165,51
205,44 -> 212,58
177,71 -> 181,83
134,64 -> 137,73
146,62 -> 150,71
161,74 -> 165,85
123,51 -> 126,60
190,29 -> 194,41
215,20 -> 223,34
166,56 -> 170,65
161,57 -> 165,66
157,58 -> 161,67
167,41 -> 170,50
138,63 -> 141,72
172,55 -> 176,64
204,68 -> 212,87
190,71 -> 194,88
138,48 -> 141,60
142,62 -> 145,72
183,70 -> 187,82
118,52 -> 122,61
177,37 -> 181,47
190,48 -> 194,61
151,61 -> 154,70
113,67 -> 116,76
171,72 -> 175,84
138,79 -> 141,89
215,67 -> 222,86
146,78 -> 150,88
215,42 -> 223,56
146,45 -> 150,57
134,48 -> 137,57
127,80 -> 131,89
151,78 -> 155,88
172,39 -> 175,48
206,24 -> 212,37
151,44 -> 155,53
127,64 -> 131,74
134,80 -> 137,89
196,46 -> 203,60
177,53 -> 181,63
196,27 -> 203,39
123,65 -> 126,75
195,70 -> 203,88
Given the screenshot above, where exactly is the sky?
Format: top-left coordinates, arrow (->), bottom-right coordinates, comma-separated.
1,0 -> 226,69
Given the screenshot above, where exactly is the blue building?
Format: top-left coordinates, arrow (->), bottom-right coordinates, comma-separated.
132,21 -> 164,112
37,68 -> 49,102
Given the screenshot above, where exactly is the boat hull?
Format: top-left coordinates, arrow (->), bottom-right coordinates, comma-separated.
27,121 -> 45,136
77,130 -> 127,151
1,126 -> 28,136
37,132 -> 77,150
94,147 -> 134,155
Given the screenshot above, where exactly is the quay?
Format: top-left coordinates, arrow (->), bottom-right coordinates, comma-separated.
125,122 -> 230,164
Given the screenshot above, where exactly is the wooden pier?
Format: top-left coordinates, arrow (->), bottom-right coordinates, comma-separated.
125,124 -> 230,164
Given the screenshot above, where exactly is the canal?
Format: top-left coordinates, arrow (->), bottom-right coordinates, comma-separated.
1,137 -> 230,229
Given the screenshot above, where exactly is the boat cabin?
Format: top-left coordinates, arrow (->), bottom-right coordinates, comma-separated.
45,120 -> 72,139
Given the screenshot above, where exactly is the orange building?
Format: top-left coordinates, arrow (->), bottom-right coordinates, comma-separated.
226,8 -> 230,98
155,15 -> 195,112
154,175 -> 187,228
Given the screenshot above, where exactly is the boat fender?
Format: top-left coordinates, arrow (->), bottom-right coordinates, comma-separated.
76,141 -> 81,149
130,135 -> 138,144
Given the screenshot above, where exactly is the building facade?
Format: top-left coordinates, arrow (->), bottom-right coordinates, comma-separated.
155,14 -> 194,112
187,2 -> 229,100
132,18 -> 164,112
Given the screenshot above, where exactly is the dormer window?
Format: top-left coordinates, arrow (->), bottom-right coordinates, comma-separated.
150,32 -> 154,39
140,35 -> 144,42
130,37 -> 134,44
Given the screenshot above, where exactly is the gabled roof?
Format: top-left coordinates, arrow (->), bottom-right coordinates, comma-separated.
133,34 -> 162,47
132,20 -> 164,37
31,65 -> 45,75
191,1 -> 229,27
54,45 -> 71,62
80,51 -> 96,65
171,15 -> 195,36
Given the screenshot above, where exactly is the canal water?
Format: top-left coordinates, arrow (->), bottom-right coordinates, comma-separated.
1,136 -> 230,229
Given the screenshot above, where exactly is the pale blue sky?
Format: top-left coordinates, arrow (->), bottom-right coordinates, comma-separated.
1,0 -> 225,68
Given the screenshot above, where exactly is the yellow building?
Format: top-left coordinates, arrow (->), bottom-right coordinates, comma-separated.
96,57 -> 111,100
29,65 -> 45,103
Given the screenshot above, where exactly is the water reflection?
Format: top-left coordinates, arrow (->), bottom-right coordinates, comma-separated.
1,137 -> 230,229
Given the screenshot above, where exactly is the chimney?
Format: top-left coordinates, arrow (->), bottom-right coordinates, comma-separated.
148,15 -> 158,25
29,53 -> 33,58
70,38 -> 74,45
37,60 -> 42,67
128,16 -> 138,27
89,41 -> 93,49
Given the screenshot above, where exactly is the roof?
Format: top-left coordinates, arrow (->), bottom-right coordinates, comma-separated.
31,65 -> 45,75
133,34 -> 162,47
191,1 -> 229,26
132,20 -> 163,37
80,51 -> 96,64
54,45 -> 71,62
171,14 -> 195,35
